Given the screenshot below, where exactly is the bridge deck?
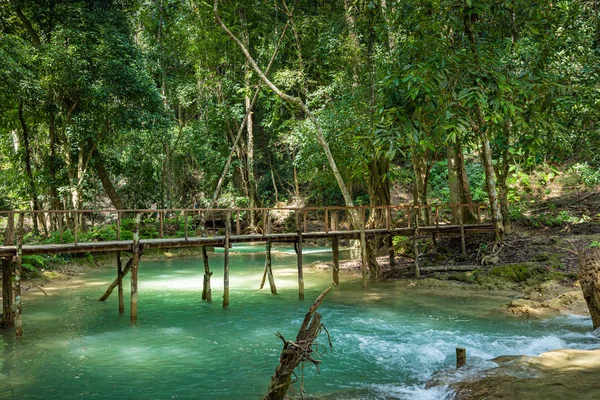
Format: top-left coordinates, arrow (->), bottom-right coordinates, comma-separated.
0,223 -> 494,257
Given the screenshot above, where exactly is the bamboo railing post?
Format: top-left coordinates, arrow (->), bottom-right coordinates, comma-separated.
14,213 -> 24,337
184,210 -> 188,241
58,211 -> 63,243
74,211 -> 79,245
223,211 -> 231,308
332,236 -> 339,285
477,205 -> 482,224
360,207 -> 368,288
236,210 -> 241,235
202,246 -> 212,303
159,211 -> 164,238
116,211 -> 124,314
130,213 -> 141,323
325,209 -> 329,234
262,210 -> 267,236
2,213 -> 15,328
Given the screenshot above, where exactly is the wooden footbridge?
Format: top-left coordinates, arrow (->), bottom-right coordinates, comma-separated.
1,204 -> 494,337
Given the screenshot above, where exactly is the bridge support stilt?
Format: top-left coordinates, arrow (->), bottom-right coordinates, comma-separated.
260,241 -> 277,294
296,231 -> 304,300
223,212 -> 231,308
130,213 -> 141,323
332,236 -> 339,285
202,246 -> 212,303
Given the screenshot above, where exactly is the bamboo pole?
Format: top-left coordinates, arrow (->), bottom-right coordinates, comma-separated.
202,246 -> 212,303
130,213 -> 141,323
296,229 -> 304,300
99,257 -> 133,301
325,209 -> 329,234
360,208 -> 368,288
264,241 -> 277,294
236,210 -> 241,235
159,211 -> 164,238
460,217 -> 467,256
184,210 -> 188,241
74,211 -> 78,245
332,236 -> 339,285
116,212 -> 123,314
223,211 -> 231,308
14,213 -> 24,337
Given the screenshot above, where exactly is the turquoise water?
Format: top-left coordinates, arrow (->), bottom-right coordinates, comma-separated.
1,245 -> 598,399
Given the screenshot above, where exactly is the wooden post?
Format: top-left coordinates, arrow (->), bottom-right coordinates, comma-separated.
1,213 -> 14,329
360,208 -> 368,288
184,210 -> 188,241
388,234 -> 395,268
236,210 -> 241,235
159,211 -> 164,238
332,236 -> 339,285
58,211 -> 63,243
116,212 -> 124,314
74,211 -> 78,245
262,210 -> 267,236
223,211 -> 231,308
14,213 -> 24,337
456,347 -> 467,368
202,246 -> 212,303
324,209 -> 329,234
260,241 -> 278,294
296,229 -> 304,300
477,205 -> 481,224
130,213 -> 141,323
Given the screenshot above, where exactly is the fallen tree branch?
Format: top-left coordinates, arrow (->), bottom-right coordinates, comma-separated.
264,287 -> 332,400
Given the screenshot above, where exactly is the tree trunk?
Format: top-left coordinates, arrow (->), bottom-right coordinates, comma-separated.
411,147 -> 430,225
578,247 -> 600,329
447,142 -> 477,223
92,146 -> 126,210
18,101 -> 43,235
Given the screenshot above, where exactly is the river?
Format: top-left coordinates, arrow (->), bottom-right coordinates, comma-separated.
1,245 -> 598,399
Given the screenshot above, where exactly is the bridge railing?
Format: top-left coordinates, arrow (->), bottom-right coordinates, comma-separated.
0,203 -> 490,246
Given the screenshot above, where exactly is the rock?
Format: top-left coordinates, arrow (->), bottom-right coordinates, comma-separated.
452,349 -> 600,399
163,252 -> 176,258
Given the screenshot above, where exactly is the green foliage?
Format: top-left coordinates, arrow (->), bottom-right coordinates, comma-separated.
591,241 -> 600,248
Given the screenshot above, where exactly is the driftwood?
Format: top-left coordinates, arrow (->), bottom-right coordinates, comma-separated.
578,247 -> 600,329
98,256 -> 134,301
264,287 -> 332,400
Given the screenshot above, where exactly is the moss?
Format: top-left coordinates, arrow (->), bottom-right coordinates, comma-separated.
489,263 -> 545,283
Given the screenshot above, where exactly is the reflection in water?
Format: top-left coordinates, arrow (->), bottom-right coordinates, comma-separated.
0,246 -> 597,399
